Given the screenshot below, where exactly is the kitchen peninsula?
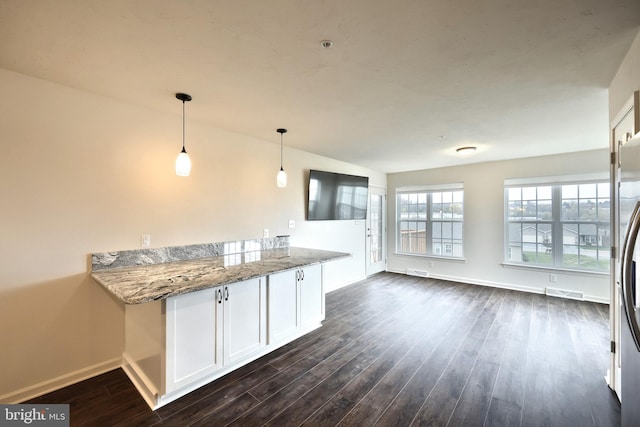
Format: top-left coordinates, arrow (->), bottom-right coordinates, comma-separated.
91,237 -> 349,409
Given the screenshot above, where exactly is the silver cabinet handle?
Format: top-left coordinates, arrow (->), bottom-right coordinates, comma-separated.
217,289 -> 223,304
225,286 -> 229,301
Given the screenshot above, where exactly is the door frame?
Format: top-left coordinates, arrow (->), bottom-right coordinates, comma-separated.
366,186 -> 387,276
610,91 -> 640,399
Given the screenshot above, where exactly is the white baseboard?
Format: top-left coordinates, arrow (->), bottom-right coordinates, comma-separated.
325,275 -> 367,293
384,268 -> 609,304
0,357 -> 121,404
122,353 -> 159,410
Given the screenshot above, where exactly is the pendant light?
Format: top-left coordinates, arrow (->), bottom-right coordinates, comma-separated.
455,146 -> 477,156
175,93 -> 192,176
276,128 -> 287,188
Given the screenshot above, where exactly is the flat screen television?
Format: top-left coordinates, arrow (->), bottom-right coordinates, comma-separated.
307,170 -> 369,220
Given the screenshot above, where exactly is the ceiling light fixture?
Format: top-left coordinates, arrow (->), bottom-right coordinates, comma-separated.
456,146 -> 477,155
175,93 -> 192,176
321,40 -> 333,49
277,128 -> 287,188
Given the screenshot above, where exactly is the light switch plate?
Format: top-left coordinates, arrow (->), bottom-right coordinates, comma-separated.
263,228 -> 269,238
141,234 -> 151,247
288,220 -> 295,229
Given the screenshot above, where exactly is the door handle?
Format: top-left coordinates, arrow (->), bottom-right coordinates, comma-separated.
217,289 -> 223,304
224,286 -> 229,301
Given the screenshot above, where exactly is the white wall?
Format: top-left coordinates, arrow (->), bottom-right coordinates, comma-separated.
387,149 -> 610,302
0,68 -> 385,401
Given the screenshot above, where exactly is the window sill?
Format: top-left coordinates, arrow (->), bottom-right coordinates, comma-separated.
394,252 -> 466,263
501,262 -> 609,277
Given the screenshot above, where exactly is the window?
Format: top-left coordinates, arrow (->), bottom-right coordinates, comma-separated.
505,180 -> 610,272
396,186 -> 464,257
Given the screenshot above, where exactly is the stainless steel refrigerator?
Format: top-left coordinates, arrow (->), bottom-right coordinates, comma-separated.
619,132 -> 640,425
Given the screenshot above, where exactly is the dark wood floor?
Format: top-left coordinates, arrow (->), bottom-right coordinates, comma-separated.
27,272 -> 620,426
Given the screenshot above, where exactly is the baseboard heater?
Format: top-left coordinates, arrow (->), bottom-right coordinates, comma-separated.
545,287 -> 584,301
406,269 -> 429,278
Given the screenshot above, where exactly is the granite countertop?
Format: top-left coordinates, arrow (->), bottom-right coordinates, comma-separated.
91,247 -> 349,304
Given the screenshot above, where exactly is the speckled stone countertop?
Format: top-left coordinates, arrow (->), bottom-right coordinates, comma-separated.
91,247 -> 349,304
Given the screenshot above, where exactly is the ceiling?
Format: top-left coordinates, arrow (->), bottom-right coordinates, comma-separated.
1,0 -> 639,173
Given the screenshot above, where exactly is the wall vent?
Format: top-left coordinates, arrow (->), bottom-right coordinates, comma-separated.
406,269 -> 429,278
545,287 -> 584,301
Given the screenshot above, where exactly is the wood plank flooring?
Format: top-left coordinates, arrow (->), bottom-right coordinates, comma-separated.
26,272 -> 620,426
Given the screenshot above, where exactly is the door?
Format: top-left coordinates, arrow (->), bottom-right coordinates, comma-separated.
366,186 -> 386,276
165,287 -> 223,393
299,265 -> 324,331
267,269 -> 300,344
223,277 -> 267,366
611,91 -> 640,401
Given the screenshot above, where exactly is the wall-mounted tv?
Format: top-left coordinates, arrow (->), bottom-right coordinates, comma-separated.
307,169 -> 369,220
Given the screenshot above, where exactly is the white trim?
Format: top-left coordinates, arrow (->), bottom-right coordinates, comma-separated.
368,184 -> 387,191
396,182 -> 464,193
326,274 -> 367,292
153,322 -> 322,409
611,92 -> 635,129
386,268 -> 609,304
504,173 -> 609,187
0,357 -> 121,404
122,353 -> 159,409
393,252 -> 466,262
501,262 -> 609,277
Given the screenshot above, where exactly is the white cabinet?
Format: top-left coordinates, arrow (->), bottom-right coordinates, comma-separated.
298,265 -> 324,331
268,269 -> 300,344
164,277 -> 266,394
165,287 -> 222,393
223,277 -> 267,365
268,264 -> 324,344
124,267 -> 325,410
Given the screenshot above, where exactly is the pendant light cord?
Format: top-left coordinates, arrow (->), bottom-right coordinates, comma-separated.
280,133 -> 283,169
182,100 -> 186,152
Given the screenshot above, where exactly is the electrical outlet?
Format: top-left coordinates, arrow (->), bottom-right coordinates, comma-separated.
263,228 -> 269,238
288,220 -> 295,229
549,273 -> 557,283
141,234 -> 151,247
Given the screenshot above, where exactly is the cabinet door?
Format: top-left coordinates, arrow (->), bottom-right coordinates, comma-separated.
299,264 -> 324,330
223,277 -> 267,366
165,287 -> 222,393
268,269 -> 299,344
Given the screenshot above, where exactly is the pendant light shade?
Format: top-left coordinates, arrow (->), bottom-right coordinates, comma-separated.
175,148 -> 191,176
175,93 -> 192,176
277,128 -> 287,188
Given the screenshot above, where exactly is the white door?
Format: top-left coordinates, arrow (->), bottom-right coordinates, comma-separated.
223,277 -> 267,366
267,269 -> 300,344
366,186 -> 386,276
299,265 -> 324,331
165,287 -> 223,393
610,91 -> 639,399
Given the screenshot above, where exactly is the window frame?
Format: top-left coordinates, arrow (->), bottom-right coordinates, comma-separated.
395,184 -> 464,259
504,175 -> 610,273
